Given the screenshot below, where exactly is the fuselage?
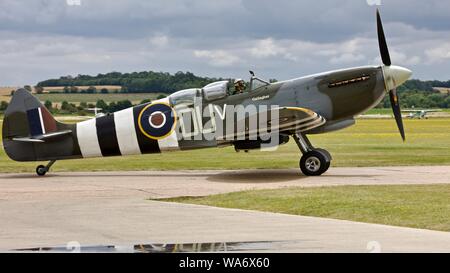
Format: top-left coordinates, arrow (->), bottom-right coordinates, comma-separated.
71,65 -> 388,159
2,65 -> 391,162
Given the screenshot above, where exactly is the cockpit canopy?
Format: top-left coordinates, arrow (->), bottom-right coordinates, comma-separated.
169,80 -> 228,106
169,76 -> 272,105
250,77 -> 270,91
202,80 -> 228,101
170,88 -> 199,105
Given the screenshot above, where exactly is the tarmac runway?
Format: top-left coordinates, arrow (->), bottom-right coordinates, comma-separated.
0,166 -> 449,252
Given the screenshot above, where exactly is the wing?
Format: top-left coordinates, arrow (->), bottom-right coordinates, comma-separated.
275,107 -> 326,132
235,106 -> 325,136
218,106 -> 326,140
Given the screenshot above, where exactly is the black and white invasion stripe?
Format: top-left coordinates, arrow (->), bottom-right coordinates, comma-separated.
76,98 -> 179,158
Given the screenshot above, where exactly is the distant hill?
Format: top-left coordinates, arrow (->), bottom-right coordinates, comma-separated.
42,85 -> 122,93
378,79 -> 450,109
397,79 -> 450,92
37,71 -> 222,93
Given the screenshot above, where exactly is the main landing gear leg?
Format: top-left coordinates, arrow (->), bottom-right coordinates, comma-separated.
36,160 -> 56,176
292,133 -> 331,176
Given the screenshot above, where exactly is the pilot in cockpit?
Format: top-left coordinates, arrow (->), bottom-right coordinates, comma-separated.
233,79 -> 246,95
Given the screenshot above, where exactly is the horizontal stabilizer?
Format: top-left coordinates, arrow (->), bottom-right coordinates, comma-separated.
12,130 -> 72,143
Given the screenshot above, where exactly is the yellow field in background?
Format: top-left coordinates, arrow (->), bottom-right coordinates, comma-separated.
435,87 -> 450,95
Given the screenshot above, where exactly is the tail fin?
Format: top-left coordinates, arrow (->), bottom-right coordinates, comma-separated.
2,89 -> 75,161
4,89 -> 59,137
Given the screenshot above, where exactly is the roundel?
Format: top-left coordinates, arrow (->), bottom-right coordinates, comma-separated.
138,103 -> 176,140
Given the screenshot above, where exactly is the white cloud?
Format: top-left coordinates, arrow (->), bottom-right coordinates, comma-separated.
149,35 -> 169,48
390,50 -> 422,66
1,1 -> 450,84
425,43 -> 450,64
250,38 -> 284,58
330,53 -> 365,64
194,50 -> 240,67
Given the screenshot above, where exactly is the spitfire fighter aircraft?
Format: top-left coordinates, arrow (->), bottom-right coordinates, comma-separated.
2,10 -> 412,176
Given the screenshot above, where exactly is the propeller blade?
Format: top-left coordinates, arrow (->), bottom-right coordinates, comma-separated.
389,88 -> 405,141
377,9 -> 391,66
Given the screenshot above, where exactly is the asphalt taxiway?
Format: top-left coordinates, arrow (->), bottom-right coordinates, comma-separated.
0,166 -> 449,252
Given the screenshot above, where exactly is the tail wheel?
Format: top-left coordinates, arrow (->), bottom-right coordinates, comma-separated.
300,149 -> 331,176
36,165 -> 47,176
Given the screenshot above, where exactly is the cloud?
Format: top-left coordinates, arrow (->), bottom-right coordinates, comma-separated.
329,53 -> 365,64
1,0 -> 450,85
425,43 -> 450,63
250,38 -> 284,58
390,51 -> 422,66
149,34 -> 169,48
194,50 -> 240,67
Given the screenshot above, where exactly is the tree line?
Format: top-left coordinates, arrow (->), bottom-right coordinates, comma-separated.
34,86 -> 114,94
377,79 -> 450,109
36,71 -> 222,93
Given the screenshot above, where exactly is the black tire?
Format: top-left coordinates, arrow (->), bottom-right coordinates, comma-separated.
299,149 -> 331,176
36,165 -> 47,176
315,148 -> 332,170
315,148 -> 332,161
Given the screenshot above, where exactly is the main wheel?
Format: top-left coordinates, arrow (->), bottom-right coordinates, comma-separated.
315,148 -> 332,170
36,165 -> 47,176
299,149 -> 331,176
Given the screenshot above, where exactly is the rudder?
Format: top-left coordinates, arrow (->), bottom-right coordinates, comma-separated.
2,89 -> 78,161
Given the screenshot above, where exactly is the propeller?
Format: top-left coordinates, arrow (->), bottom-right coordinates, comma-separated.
377,10 -> 391,66
389,88 -> 405,141
376,9 -> 410,141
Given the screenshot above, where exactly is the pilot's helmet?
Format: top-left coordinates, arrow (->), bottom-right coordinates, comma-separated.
234,78 -> 244,85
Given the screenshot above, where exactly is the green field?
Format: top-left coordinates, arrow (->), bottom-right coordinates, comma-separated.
0,118 -> 450,173
161,184 -> 450,231
35,93 -> 166,104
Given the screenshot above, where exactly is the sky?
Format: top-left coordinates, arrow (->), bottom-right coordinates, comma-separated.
0,0 -> 450,86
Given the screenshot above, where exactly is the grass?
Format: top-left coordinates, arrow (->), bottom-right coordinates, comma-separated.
1,118 -> 450,173
160,184 -> 450,231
